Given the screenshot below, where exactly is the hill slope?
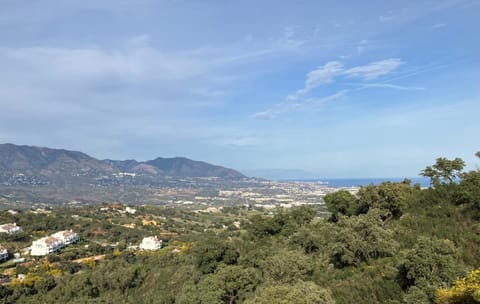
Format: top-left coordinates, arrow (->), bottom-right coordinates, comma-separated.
0,143 -> 245,185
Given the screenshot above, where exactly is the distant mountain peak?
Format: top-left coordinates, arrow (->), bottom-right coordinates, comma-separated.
0,143 -> 245,185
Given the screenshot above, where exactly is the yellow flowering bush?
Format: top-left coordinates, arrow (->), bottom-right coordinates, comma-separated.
436,269 -> 480,303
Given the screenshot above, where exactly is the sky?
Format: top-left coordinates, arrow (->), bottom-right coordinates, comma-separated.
0,0 -> 479,178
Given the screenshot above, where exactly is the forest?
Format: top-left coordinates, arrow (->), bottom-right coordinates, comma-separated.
0,154 -> 479,304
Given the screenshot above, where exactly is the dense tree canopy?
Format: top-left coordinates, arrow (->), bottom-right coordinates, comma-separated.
326,209 -> 399,267
1,154 -> 479,304
244,281 -> 335,304
323,190 -> 359,221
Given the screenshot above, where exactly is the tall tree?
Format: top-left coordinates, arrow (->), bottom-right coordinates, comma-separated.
421,157 -> 465,187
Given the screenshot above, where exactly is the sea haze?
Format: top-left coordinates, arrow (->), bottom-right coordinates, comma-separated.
284,177 -> 430,188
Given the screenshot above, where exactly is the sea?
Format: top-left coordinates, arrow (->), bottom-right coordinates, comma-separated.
287,177 -> 430,188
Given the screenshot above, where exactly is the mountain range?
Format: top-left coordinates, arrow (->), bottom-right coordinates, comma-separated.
0,143 -> 245,186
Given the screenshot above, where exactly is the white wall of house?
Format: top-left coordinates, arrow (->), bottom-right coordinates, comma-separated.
0,247 -> 8,261
31,237 -> 65,256
51,230 -> 79,245
30,230 -> 79,256
139,236 -> 162,250
0,223 -> 22,234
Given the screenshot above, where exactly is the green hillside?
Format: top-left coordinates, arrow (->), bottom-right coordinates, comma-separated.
1,154 -> 479,304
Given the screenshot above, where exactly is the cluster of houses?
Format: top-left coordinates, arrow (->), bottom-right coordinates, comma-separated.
0,219 -> 163,263
30,230 -> 80,256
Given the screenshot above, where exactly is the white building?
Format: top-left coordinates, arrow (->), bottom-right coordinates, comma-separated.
30,230 -> 80,256
31,236 -> 64,256
0,223 -> 22,234
0,245 -> 8,261
125,207 -> 136,214
51,230 -> 79,245
139,236 -> 162,250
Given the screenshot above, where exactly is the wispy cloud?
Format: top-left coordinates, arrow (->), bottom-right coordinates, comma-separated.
356,39 -> 368,53
253,58 -> 405,120
378,8 -> 408,23
288,61 -> 344,100
431,23 -> 447,29
379,15 -> 394,22
275,26 -> 307,51
222,135 -> 262,147
288,58 -> 404,100
351,83 -> 425,91
252,90 -> 347,120
343,58 -> 404,80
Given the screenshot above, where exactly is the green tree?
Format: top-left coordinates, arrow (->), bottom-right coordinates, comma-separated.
324,190 -> 359,221
421,157 -> 465,187
288,206 -> 316,226
397,237 -> 461,302
246,215 -> 282,239
33,275 -> 57,294
290,227 -> 321,254
177,265 -> 260,304
259,249 -> 313,283
455,170 -> 480,216
357,181 -> 414,219
244,281 -> 335,304
327,209 -> 399,267
193,235 -> 238,274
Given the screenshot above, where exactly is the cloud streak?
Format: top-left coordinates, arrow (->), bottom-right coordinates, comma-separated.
252,90 -> 347,120
354,83 -> 425,91
431,23 -> 447,29
289,61 -> 344,100
343,58 -> 404,80
255,58 -> 405,119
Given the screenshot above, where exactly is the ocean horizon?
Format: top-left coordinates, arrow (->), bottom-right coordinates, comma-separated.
281,177 -> 431,188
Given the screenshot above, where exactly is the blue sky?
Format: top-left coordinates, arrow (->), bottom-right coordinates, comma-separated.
0,0 -> 479,178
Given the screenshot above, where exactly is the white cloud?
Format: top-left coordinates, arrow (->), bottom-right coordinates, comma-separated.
379,15 -> 394,22
252,90 -> 346,120
303,61 -> 344,91
300,90 -> 348,107
127,34 -> 151,47
288,58 -> 404,101
356,39 -> 368,53
0,40 -> 249,148
353,83 -> 425,91
276,26 -> 306,51
343,58 -> 404,80
251,109 -> 276,120
222,136 -> 262,147
378,8 -> 408,23
289,61 -> 344,100
252,58 -> 406,120
431,23 -> 447,29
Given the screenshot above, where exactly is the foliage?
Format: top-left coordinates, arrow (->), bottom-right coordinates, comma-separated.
421,157 -> 465,187
244,281 -> 335,304
436,269 -> 480,304
259,249 -> 313,283
246,206 -> 316,238
0,154 -> 479,303
456,170 -> 480,216
357,180 -> 415,219
397,236 -> 461,302
326,209 -> 399,267
290,227 -> 321,254
192,235 -> 238,274
177,265 -> 260,304
324,190 -> 359,221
